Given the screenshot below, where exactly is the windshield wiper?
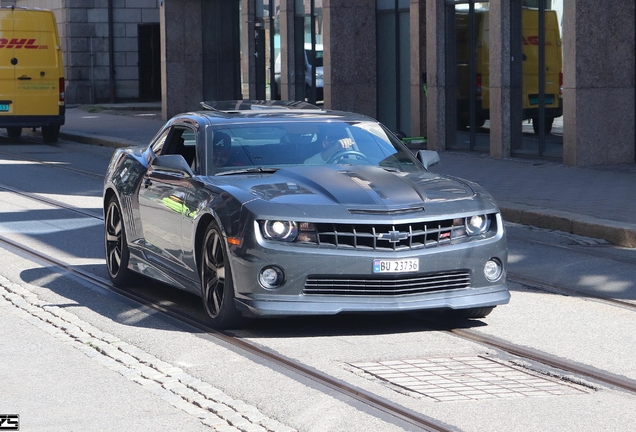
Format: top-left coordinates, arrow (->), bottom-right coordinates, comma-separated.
215,167 -> 279,176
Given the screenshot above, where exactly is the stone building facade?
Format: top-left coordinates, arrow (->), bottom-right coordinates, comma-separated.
3,0 -> 160,103
2,0 -> 633,167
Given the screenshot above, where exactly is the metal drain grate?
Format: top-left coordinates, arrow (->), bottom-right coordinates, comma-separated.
350,356 -> 589,402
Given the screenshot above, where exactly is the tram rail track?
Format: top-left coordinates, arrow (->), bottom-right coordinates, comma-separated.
1,171 -> 636,429
2,223 -> 636,430
0,232 -> 455,432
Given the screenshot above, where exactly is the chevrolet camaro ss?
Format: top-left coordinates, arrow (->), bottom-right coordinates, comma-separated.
103,100 -> 509,329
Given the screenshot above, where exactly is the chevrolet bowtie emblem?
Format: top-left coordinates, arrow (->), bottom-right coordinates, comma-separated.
378,230 -> 408,243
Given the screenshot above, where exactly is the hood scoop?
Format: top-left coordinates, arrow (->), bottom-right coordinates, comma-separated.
348,206 -> 425,215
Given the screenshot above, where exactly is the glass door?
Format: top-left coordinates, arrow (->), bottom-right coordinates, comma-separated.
514,0 -> 564,158
376,0 -> 411,136
448,1 -> 491,152
254,0 -> 280,100
295,0 -> 323,104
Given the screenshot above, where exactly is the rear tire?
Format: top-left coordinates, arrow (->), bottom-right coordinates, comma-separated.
104,196 -> 135,287
42,125 -> 60,143
532,117 -> 554,134
200,222 -> 245,329
6,127 -> 22,139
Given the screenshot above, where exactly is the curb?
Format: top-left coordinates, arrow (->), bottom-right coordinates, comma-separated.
499,201 -> 636,248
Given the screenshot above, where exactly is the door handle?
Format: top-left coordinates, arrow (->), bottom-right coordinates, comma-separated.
17,75 -> 32,80
144,178 -> 152,188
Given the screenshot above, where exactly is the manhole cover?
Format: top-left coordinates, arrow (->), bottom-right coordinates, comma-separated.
350,356 -> 589,401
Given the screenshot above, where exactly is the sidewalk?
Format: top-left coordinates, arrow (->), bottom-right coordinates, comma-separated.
45,104 -> 636,247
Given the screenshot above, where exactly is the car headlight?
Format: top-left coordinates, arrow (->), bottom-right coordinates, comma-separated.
261,220 -> 298,242
465,214 -> 490,236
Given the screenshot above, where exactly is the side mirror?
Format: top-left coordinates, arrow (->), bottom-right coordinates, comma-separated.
152,154 -> 193,177
416,150 -> 441,170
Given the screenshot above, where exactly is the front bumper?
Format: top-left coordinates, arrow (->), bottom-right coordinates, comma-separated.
228,218 -> 509,317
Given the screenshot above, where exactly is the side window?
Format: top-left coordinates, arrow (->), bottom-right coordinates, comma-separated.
150,129 -> 170,155
157,127 -> 198,172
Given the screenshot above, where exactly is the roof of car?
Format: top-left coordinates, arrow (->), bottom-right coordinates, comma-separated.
188,100 -> 374,124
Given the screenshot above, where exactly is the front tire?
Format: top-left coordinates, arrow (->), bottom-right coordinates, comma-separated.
200,222 -> 244,329
6,127 -> 22,139
105,196 -> 135,287
42,125 -> 60,143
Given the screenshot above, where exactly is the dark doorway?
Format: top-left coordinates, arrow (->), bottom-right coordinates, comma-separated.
138,23 -> 161,101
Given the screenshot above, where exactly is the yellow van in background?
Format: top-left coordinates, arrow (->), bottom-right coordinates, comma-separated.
456,7 -> 563,134
0,6 -> 65,143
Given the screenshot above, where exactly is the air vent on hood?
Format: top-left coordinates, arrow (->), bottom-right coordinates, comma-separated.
348,206 -> 425,215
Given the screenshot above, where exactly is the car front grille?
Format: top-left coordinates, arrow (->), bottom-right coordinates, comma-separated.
304,270 -> 471,296
307,219 -> 488,251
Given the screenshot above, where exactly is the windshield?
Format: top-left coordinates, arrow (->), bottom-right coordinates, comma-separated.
206,121 -> 423,175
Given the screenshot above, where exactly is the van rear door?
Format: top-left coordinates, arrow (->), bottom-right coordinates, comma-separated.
11,9 -> 62,117
0,8 -> 16,115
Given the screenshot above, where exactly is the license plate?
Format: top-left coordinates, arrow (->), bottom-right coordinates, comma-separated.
0,104 -> 9,112
373,258 -> 419,273
529,97 -> 554,105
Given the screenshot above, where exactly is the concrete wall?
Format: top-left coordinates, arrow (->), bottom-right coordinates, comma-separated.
323,0 -> 376,119
13,0 -> 160,104
562,0 -> 635,165
160,0 -> 202,119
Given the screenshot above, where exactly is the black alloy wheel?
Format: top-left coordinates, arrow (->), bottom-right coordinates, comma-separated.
201,222 -> 243,329
105,196 -> 133,286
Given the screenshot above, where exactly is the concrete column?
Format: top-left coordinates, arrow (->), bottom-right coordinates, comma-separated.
425,0 -> 447,151
240,0 -> 256,100
488,0 -> 521,158
160,0 -> 203,119
410,0 -> 426,140
323,0 -> 376,118
278,0 -> 299,101
563,0 -> 635,165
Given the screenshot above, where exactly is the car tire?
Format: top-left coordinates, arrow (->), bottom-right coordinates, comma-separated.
6,127 -> 22,139
200,222 -> 244,329
532,117 -> 554,134
104,195 -> 135,287
42,125 -> 60,143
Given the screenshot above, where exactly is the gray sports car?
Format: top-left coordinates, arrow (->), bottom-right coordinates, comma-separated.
103,100 -> 509,329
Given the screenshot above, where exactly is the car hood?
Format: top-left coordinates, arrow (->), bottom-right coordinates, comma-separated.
210,166 -> 491,217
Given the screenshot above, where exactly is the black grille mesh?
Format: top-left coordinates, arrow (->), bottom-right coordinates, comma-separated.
304,270 -> 471,296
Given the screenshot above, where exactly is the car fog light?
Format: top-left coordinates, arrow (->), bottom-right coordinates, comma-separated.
259,266 -> 285,289
484,259 -> 503,282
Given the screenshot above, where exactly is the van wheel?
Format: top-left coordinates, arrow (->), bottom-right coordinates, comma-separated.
42,125 -> 60,143
6,127 -> 22,139
532,117 -> 554,134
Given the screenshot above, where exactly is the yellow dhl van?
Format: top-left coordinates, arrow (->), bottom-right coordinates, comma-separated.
0,6 -> 65,143
456,7 -> 563,134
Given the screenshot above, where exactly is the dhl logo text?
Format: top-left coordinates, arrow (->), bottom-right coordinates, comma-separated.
523,36 -> 552,46
0,38 -> 48,49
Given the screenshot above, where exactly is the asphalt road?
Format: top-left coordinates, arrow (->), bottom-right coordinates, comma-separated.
1,138 -> 635,432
